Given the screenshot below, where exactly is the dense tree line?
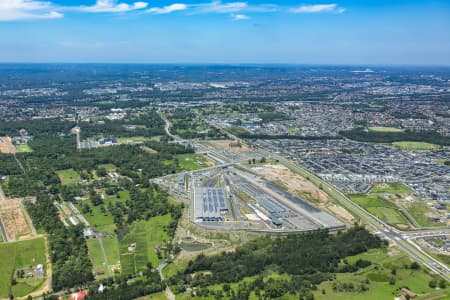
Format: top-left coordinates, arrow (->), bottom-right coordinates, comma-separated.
340,128 -> 450,146
25,194 -> 94,290
80,110 -> 165,139
0,118 -> 75,137
144,141 -> 194,155
2,136 -> 191,196
169,227 -> 384,299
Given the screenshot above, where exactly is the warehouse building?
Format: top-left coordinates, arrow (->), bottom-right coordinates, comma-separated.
194,187 -> 229,222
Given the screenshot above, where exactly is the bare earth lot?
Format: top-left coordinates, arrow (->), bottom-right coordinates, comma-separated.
252,164 -> 330,204
0,136 -> 16,154
0,197 -> 36,242
252,164 -> 354,224
203,140 -> 251,152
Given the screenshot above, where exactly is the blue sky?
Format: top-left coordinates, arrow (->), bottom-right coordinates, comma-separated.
0,0 -> 449,64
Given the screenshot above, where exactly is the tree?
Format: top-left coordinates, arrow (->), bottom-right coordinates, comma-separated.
429,279 -> 437,288
410,262 -> 420,270
439,279 -> 447,289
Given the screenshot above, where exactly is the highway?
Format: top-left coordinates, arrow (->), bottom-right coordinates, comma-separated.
257,145 -> 450,281
162,112 -> 450,281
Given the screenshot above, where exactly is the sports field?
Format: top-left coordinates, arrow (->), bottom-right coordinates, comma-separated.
392,141 -> 441,150
369,126 -> 405,132
0,237 -> 47,298
56,169 -> 80,186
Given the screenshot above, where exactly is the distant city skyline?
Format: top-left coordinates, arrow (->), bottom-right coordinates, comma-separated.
1,0 -> 450,65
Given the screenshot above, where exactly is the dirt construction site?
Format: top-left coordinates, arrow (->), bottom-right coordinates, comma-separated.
0,136 -> 16,154
0,186 -> 36,242
251,164 -> 354,224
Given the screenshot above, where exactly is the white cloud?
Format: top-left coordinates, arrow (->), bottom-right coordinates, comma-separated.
290,3 -> 344,14
231,13 -> 249,20
195,1 -> 247,13
147,3 -> 188,14
0,0 -> 63,21
77,0 -> 148,13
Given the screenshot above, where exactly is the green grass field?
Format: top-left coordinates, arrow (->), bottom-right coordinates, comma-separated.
371,182 -> 412,195
103,236 -> 121,268
86,238 -> 107,276
176,153 -> 212,171
392,141 -> 441,150
407,201 -> 442,227
144,214 -> 172,265
349,194 -> 409,226
56,169 -> 80,186
369,126 -> 405,132
97,163 -> 116,171
120,214 -> 172,274
0,238 -> 47,298
15,144 -> 33,153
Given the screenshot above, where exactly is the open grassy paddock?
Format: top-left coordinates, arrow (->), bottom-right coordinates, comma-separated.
119,214 -> 172,274
371,182 -> 412,195
15,144 -> 33,153
392,141 -> 441,150
407,201 -> 443,227
176,153 -> 213,171
0,237 -> 47,298
349,193 -> 409,227
56,169 -> 80,186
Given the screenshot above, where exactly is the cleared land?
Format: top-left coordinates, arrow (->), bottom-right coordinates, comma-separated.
0,197 -> 36,241
0,237 -> 47,299
252,164 -> 331,205
0,137 -> 16,154
392,141 -> 441,150
369,127 -> 405,132
56,169 -> 80,186
203,140 -> 251,152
